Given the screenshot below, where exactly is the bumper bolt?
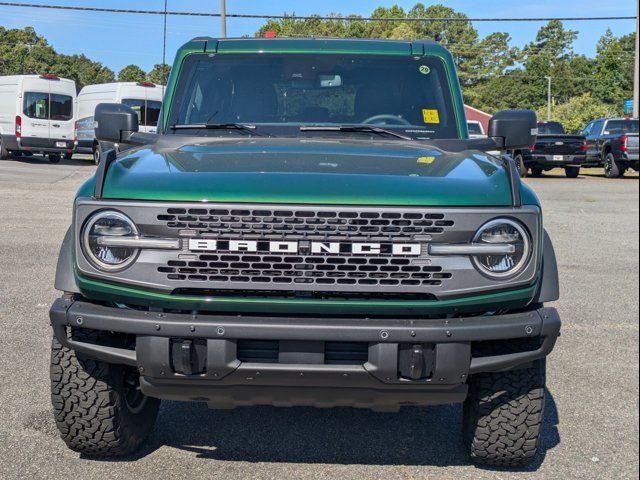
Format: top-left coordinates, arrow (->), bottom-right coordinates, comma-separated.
76,316 -> 84,326
216,327 -> 226,336
190,325 -> 196,332
380,330 -> 390,340
446,330 -> 452,338
525,325 -> 534,335
410,330 -> 417,338
155,324 -> 161,331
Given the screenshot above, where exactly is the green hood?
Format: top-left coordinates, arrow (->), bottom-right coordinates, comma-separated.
100,138 -> 516,206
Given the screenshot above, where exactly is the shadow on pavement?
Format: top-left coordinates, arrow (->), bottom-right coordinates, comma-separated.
6,154 -> 93,167
91,389 -> 560,470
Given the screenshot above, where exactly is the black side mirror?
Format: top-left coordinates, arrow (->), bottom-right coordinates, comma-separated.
488,109 -> 537,150
95,103 -> 139,144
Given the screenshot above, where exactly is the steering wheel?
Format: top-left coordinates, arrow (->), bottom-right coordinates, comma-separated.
362,114 -> 412,126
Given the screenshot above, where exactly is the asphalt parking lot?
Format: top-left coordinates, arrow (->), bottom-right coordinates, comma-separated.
0,156 -> 638,479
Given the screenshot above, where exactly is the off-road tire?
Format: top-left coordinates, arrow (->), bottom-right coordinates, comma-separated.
530,167 -> 544,177
48,154 -> 61,164
463,359 -> 546,467
514,154 -> 527,178
565,166 -> 580,179
604,152 -> 622,178
50,330 -> 160,456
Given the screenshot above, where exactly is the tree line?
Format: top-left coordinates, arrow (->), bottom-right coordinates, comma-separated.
257,3 -> 636,130
0,26 -> 170,89
1,3 -> 635,130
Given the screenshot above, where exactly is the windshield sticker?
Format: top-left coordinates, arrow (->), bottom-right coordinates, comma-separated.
419,65 -> 431,75
417,156 -> 436,164
422,109 -> 440,124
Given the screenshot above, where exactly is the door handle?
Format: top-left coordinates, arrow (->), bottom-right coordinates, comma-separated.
52,124 -> 61,128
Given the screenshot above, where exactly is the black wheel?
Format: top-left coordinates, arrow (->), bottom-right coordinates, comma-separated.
565,166 -> 580,178
93,143 -> 102,165
64,152 -> 73,160
50,330 -> 160,456
0,138 -> 11,160
514,154 -> 527,178
530,167 -> 544,177
604,152 -> 622,178
48,154 -> 61,164
463,358 -> 546,467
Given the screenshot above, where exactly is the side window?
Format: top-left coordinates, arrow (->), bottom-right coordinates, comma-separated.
50,94 -> 73,121
146,101 -> 162,127
581,123 -> 592,136
24,92 -> 49,119
122,98 -> 145,125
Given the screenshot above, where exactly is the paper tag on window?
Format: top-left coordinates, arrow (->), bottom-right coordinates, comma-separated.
422,109 -> 440,124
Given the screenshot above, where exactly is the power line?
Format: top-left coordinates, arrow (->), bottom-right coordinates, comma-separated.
0,2 -> 636,22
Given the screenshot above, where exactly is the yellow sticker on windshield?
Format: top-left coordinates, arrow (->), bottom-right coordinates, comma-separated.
417,156 -> 436,164
422,109 -> 440,124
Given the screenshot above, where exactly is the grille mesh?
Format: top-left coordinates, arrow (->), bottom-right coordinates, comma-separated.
156,207 -> 455,289
158,207 -> 455,241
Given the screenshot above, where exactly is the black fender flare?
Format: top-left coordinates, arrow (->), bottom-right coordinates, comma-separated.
54,226 -> 81,294
534,229 -> 560,304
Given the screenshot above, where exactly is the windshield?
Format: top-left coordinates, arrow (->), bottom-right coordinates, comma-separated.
167,53 -> 460,139
537,122 -> 565,135
605,119 -> 639,134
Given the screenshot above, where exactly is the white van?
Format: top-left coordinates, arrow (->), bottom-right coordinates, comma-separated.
0,75 -> 77,163
76,82 -> 163,163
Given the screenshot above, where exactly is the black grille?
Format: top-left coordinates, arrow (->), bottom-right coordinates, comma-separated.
237,340 -> 369,365
158,207 -> 455,241
159,254 -> 452,287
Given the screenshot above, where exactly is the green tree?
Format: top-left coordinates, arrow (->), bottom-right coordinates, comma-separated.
147,63 -> 171,85
118,64 -> 146,82
538,93 -> 618,132
592,29 -> 634,106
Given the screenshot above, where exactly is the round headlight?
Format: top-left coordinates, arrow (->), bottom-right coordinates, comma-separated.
81,211 -> 139,272
472,219 -> 531,279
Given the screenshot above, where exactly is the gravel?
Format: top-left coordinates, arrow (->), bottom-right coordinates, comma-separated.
0,157 -> 637,479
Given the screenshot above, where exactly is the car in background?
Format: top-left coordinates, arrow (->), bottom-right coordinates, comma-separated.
510,121 -> 586,179
467,120 -> 486,138
0,74 -> 76,163
581,117 -> 639,178
76,81 -> 163,164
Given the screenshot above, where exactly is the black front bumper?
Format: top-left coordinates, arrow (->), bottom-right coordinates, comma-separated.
50,298 -> 561,411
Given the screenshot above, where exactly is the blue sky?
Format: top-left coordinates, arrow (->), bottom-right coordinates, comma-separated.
0,1 -> 636,74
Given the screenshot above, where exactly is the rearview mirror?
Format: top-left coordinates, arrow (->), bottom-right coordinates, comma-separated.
488,109 -> 537,150
95,103 -> 139,144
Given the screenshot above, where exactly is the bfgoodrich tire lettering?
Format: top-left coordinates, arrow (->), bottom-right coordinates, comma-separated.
463,358 -> 546,467
50,329 -> 160,456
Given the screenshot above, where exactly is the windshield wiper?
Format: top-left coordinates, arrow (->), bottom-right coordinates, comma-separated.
299,125 -> 412,141
170,123 -> 257,132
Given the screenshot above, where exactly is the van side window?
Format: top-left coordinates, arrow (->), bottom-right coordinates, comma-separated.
122,98 -> 162,127
24,92 -> 49,119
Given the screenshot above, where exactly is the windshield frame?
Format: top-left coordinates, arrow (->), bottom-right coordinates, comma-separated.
163,52 -> 465,141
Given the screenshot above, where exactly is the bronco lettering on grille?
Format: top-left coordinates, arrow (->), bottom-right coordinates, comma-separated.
188,239 -> 422,256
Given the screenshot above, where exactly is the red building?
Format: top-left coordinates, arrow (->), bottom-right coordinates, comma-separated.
464,104 -> 493,133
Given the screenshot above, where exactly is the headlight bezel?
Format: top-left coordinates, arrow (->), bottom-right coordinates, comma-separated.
471,218 -> 532,280
81,210 -> 140,272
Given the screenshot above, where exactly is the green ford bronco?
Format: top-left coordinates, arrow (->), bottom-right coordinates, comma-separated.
50,37 -> 561,467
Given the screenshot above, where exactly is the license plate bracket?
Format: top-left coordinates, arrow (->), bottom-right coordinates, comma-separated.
56,141 -> 67,148
552,155 -> 564,161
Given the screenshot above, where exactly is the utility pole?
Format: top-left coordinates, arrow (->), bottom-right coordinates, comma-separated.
633,2 -> 639,117
220,0 -> 227,38
545,76 -> 552,121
